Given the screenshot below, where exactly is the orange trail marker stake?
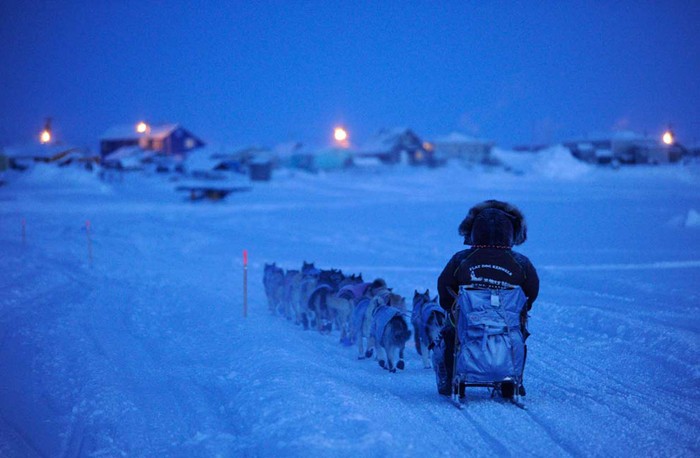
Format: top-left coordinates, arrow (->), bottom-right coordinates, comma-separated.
243,250 -> 248,318
86,220 -> 93,264
21,218 -> 26,245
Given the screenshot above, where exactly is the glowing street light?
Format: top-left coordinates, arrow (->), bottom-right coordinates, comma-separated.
136,121 -> 149,134
334,126 -> 349,148
662,130 -> 674,145
39,117 -> 52,144
40,129 -> 51,144
334,126 -> 348,142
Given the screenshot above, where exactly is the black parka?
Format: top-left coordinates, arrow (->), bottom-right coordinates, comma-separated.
437,247 -> 539,312
437,200 -> 539,313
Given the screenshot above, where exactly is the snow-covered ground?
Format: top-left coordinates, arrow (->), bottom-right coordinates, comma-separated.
1,154 -> 699,457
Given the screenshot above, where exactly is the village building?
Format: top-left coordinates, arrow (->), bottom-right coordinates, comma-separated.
431,132 -> 495,164
270,142 -> 352,173
2,144 -> 95,170
689,142 -> 700,158
310,148 -> 353,171
273,142 -> 315,171
355,128 -> 434,165
183,145 -> 276,180
272,142 -> 303,168
101,146 -> 154,171
99,124 -> 205,158
563,131 -> 682,165
0,152 -> 8,174
512,144 -> 550,153
182,147 -> 229,177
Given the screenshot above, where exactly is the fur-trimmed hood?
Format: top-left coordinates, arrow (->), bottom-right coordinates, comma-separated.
458,200 -> 527,246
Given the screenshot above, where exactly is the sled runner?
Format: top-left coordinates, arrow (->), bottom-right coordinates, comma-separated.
449,285 -> 527,408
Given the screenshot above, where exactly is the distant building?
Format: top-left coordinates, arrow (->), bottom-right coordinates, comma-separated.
512,144 -> 549,153
563,131 -> 681,164
3,144 -> 92,170
0,151 -> 9,174
100,124 -> 205,158
273,142 -> 308,169
183,147 -> 227,175
431,132 -> 494,163
270,142 -> 352,173
356,128 -> 433,165
311,148 -> 353,171
101,146 -> 152,171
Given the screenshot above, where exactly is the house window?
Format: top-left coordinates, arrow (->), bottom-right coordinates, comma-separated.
185,138 -> 196,150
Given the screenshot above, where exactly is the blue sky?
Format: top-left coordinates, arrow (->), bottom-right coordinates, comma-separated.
1,1 -> 698,150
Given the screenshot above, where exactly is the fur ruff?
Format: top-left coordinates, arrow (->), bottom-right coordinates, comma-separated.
458,199 -> 527,246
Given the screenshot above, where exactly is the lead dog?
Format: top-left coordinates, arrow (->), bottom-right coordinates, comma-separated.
263,263 -> 286,314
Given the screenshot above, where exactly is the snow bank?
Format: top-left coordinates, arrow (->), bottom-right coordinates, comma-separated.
14,163 -> 110,193
494,145 -> 591,180
687,209 -> 700,227
533,145 -> 592,180
667,209 -> 700,228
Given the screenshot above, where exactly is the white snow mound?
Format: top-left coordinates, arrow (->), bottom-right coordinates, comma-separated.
533,145 -> 592,180
685,209 -> 700,228
667,209 -> 700,228
494,145 -> 591,180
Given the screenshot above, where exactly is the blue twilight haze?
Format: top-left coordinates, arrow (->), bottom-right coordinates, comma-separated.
1,1 -> 698,150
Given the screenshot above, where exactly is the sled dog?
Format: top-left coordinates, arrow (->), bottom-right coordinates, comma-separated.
263,263 -> 285,314
371,303 -> 411,372
411,290 -> 446,369
357,290 -> 405,360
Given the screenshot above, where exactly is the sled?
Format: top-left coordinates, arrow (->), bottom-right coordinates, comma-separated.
450,286 -> 527,408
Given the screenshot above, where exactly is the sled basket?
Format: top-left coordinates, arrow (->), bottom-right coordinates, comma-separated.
454,286 -> 527,386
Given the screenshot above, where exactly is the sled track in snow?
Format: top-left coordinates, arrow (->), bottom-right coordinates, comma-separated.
459,409 -> 512,456
521,409 -> 581,457
0,411 -> 47,458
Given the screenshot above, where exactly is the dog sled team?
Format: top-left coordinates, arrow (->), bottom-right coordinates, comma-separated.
263,262 -> 416,373
264,199 -> 539,407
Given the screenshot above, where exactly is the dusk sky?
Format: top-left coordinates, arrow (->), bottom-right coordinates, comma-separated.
1,1 -> 698,150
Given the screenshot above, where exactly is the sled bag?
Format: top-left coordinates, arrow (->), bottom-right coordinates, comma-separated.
455,286 -> 527,384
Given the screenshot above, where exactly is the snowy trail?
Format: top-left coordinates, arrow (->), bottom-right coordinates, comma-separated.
1,164 -> 699,456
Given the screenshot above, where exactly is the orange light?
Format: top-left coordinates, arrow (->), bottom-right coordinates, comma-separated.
334,127 -> 348,143
662,131 -> 674,145
40,130 -> 51,144
136,121 -> 149,134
